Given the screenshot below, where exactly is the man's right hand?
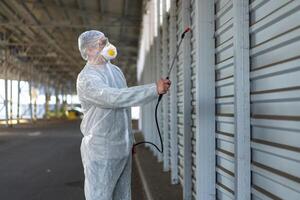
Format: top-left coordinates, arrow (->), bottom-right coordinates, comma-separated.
156,78 -> 171,95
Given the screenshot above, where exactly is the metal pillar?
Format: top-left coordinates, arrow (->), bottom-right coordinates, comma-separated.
29,65 -> 33,122
156,0 -> 163,163
33,88 -> 37,120
169,0 -> 179,185
162,0 -> 170,170
195,0 -> 216,199
10,79 -> 13,125
17,73 -> 21,124
233,0 -> 251,199
4,66 -> 9,127
55,85 -> 59,117
32,81 -> 38,120
44,83 -> 49,119
181,0 -> 192,199
29,79 -> 33,122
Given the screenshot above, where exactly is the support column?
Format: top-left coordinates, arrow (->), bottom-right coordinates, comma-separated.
17,73 -> 21,124
4,66 -> 9,127
55,85 -> 59,118
156,0 -> 163,163
10,79 -> 13,126
33,84 -> 37,120
169,0 -> 179,185
29,80 -> 33,122
195,0 -> 216,199
181,0 -> 192,199
45,80 -> 50,119
162,0 -> 170,171
29,65 -> 33,122
233,0 -> 251,199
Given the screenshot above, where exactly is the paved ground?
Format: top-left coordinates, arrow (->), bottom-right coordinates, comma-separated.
0,120 -> 146,200
134,133 -> 183,200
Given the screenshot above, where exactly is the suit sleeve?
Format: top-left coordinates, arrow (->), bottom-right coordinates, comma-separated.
77,73 -> 158,109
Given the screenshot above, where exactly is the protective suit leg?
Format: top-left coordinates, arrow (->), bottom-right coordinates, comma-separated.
83,155 -> 130,200
112,154 -> 132,200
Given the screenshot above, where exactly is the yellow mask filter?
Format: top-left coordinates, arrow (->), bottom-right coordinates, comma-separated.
108,48 -> 116,57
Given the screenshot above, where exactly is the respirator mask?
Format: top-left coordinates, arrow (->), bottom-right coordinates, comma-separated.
99,38 -> 117,62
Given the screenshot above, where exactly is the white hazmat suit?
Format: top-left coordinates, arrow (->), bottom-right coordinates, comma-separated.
76,30 -> 158,200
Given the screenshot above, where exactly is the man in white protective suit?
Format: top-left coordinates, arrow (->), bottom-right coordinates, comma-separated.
76,30 -> 171,200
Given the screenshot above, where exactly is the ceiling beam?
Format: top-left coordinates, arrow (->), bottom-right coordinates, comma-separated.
6,0 -> 81,73
21,0 -> 141,22
76,0 -> 89,27
99,0 -> 106,14
0,21 -> 140,29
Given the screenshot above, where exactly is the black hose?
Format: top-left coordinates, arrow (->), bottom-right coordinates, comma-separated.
133,27 -> 191,153
133,93 -> 164,153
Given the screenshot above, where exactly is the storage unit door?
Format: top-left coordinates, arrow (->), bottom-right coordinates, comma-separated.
249,1 -> 300,199
214,0 -> 236,199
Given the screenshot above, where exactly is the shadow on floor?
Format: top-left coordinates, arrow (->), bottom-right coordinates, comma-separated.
0,120 -> 146,200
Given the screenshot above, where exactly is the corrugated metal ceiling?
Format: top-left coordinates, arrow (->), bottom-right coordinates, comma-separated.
0,0 -> 143,89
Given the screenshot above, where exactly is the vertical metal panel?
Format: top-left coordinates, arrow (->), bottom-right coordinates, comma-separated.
156,0 -> 163,163
141,37 -> 153,151
152,42 -> 158,159
4,66 -> 8,126
149,44 -> 156,155
249,1 -> 300,199
159,5 -> 165,159
233,0 -> 251,199
190,0 -> 197,198
144,48 -> 155,153
9,79 -> 13,123
29,66 -> 33,121
151,43 -> 157,157
182,0 -> 192,199
149,2 -> 157,157
17,73 -> 21,123
162,0 -> 170,170
214,0 -> 236,199
194,0 -> 216,199
169,0 -> 179,185
176,0 -> 185,187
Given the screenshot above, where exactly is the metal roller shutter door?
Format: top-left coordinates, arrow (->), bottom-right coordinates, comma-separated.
190,0 -> 197,198
249,0 -> 300,199
176,0 -> 184,186
214,0 -> 236,199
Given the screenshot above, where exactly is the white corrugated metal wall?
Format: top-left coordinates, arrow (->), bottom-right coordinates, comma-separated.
190,0 -> 197,198
215,0 -> 236,198
249,0 -> 300,199
137,0 -> 300,199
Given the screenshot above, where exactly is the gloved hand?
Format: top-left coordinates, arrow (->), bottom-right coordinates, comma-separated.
156,78 -> 171,95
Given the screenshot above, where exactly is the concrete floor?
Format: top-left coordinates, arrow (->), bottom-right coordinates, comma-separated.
0,120 -> 146,200
134,133 -> 183,200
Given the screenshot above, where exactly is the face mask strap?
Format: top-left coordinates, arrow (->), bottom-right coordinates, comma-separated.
100,53 -> 109,63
